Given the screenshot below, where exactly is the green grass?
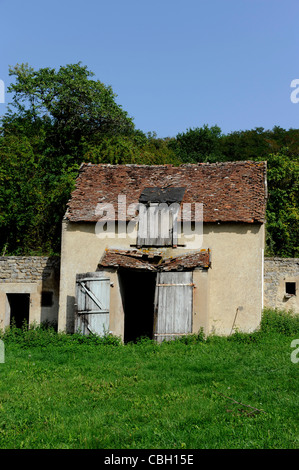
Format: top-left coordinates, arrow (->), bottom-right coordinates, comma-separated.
0,310 -> 298,449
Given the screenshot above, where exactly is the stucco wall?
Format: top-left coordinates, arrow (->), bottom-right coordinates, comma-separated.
0,256 -> 60,329
264,258 -> 299,313
58,220 -> 264,337
4,246 -> 299,337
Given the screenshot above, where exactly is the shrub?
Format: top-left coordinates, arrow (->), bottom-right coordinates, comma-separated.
0,322 -> 122,348
228,330 -> 262,344
174,329 -> 206,344
260,308 -> 299,335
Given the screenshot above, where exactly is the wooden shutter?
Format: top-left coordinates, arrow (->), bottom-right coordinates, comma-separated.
75,272 -> 110,336
137,203 -> 179,247
154,271 -> 193,342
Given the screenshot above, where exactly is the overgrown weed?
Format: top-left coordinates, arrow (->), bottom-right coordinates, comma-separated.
0,308 -> 298,349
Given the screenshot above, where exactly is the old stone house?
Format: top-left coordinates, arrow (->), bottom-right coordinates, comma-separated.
1,162 -> 296,339
0,256 -> 60,330
57,161 -> 267,341
264,257 -> 299,313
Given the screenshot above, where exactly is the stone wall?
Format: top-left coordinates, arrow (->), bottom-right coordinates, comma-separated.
0,256 -> 60,283
1,255 -> 298,332
0,256 -> 60,329
264,258 -> 299,313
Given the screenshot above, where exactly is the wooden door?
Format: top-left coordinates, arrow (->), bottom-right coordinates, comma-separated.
154,271 -> 193,342
75,272 -> 110,336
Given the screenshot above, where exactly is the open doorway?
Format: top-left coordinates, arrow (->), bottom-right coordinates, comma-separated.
118,270 -> 156,343
7,293 -> 30,329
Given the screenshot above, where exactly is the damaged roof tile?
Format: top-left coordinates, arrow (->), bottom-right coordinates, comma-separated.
65,161 -> 267,224
98,249 -> 211,271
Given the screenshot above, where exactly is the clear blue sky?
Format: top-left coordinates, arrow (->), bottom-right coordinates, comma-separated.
0,0 -> 299,137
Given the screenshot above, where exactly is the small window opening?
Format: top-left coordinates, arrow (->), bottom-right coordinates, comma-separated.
285,282 -> 296,296
41,291 -> 53,307
7,293 -> 30,329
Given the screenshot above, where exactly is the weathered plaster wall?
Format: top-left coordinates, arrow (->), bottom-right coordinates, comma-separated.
58,220 -> 264,337
4,250 -> 299,338
264,258 -> 299,313
203,223 -> 264,336
0,256 -> 60,329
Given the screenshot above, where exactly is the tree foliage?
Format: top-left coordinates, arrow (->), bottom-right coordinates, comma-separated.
0,134 -> 77,255
168,124 -> 223,162
0,63 -> 298,256
264,152 -> 299,257
2,62 -> 135,157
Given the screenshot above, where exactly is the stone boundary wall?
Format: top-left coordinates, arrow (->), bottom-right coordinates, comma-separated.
0,256 -> 61,329
0,256 -> 60,283
264,257 -> 299,313
1,256 -> 298,317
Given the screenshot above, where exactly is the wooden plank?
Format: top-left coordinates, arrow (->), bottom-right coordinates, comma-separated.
148,204 -> 159,244
156,283 -> 194,287
78,281 -> 105,310
154,271 -> 193,343
137,203 -> 176,247
77,310 -> 109,314
76,272 -> 110,336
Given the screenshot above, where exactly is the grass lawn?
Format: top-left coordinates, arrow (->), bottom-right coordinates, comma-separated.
0,311 -> 298,449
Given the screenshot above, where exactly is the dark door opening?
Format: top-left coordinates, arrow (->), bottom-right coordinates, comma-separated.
7,293 -> 30,329
119,270 -> 156,343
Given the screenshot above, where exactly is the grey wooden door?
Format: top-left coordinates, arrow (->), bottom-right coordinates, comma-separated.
137,203 -> 179,247
75,272 -> 110,336
154,271 -> 193,342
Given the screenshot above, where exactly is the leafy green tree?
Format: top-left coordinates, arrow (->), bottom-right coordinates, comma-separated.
168,124 -> 223,163
264,151 -> 299,257
82,132 -> 179,165
0,134 -> 78,255
220,126 -> 299,161
2,63 -> 135,157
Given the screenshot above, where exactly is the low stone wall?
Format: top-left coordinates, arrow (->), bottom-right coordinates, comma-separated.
1,256 -> 298,331
0,256 -> 60,283
0,256 -> 60,329
264,258 -> 299,313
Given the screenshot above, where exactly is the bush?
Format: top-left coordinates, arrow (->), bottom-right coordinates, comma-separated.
260,308 -> 299,335
0,322 -> 122,348
227,330 -> 262,344
174,329 -> 206,344
1,310 -> 298,350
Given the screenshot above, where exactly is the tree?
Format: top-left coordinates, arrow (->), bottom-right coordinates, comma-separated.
82,133 -> 179,166
264,151 -> 299,257
0,133 -> 78,255
2,63 -> 135,157
220,126 -> 299,161
168,125 -> 224,163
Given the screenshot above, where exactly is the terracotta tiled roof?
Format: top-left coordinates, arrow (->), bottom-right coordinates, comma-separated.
65,161 -> 267,223
98,249 -> 211,271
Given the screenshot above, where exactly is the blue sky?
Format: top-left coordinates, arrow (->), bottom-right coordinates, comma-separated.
0,0 -> 298,137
